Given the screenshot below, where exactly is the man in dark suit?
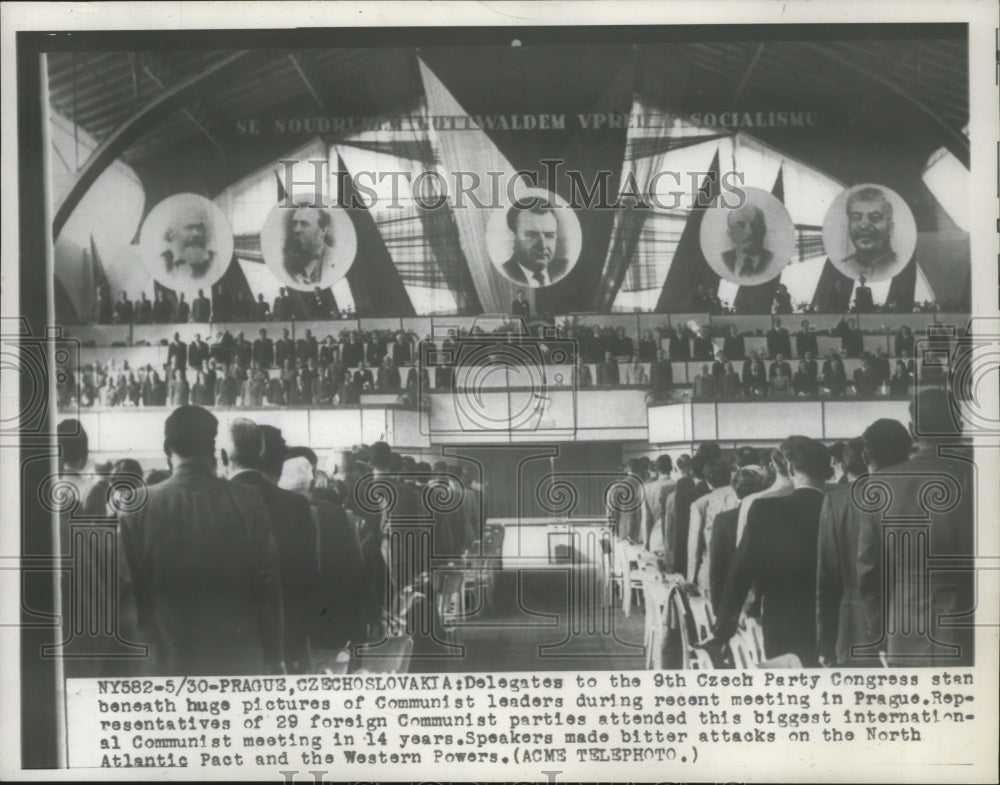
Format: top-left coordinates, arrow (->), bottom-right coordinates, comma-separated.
499,200 -> 568,287
253,328 -> 274,369
272,287 -> 291,321
721,203 -> 773,279
669,324 -> 691,360
113,291 -> 134,325
281,450 -> 373,651
297,328 -> 319,365
595,351 -> 620,386
377,356 -> 401,392
135,292 -> 153,324
116,406 -> 282,675
191,288 -> 211,323
817,432 -> 907,667
722,325 -> 745,361
571,356 -> 593,388
234,331 -> 253,368
766,317 -> 792,359
836,317 -> 864,358
226,421 -> 318,674
167,333 -> 188,371
275,328 -> 295,368
390,333 -> 412,366
795,319 -> 818,358
341,332 -> 363,367
708,438 -> 831,666
153,290 -> 172,324
511,289 -> 531,319
691,328 -> 713,361
666,445 -> 717,578
649,349 -> 673,399
857,394 -> 974,666
353,361 -> 374,390
709,467 -> 768,614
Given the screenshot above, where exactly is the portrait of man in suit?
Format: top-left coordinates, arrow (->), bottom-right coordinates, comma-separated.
841,186 -> 896,279
283,205 -> 335,286
499,199 -> 569,288
721,202 -> 773,279
700,186 -> 793,286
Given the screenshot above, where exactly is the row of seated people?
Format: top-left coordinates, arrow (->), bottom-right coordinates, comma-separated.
93,286 -> 350,325
85,314 -> 931,372
91,281 -> 965,326
61,344 -> 920,411
563,318 -> 925,362
690,352 -> 917,400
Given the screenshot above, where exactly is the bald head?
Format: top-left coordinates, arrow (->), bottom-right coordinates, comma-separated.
726,203 -> 766,254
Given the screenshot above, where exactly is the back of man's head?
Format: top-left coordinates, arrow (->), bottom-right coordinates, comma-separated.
841,437 -> 868,478
785,438 -> 832,484
737,445 -> 761,468
226,417 -> 264,470
369,441 -> 392,472
732,467 -> 767,500
164,405 -> 217,460
258,425 -> 287,480
775,435 -> 808,478
676,454 -> 692,476
655,454 -> 673,476
862,418 -> 913,470
705,458 -> 732,489
57,419 -> 88,471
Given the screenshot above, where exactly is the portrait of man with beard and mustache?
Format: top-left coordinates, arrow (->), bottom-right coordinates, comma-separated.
160,204 -> 217,279
283,205 -> 335,286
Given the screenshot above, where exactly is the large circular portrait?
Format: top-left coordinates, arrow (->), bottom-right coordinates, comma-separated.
822,183 -> 916,284
139,194 -> 232,293
699,187 -> 795,286
486,188 -> 582,289
260,196 -> 358,291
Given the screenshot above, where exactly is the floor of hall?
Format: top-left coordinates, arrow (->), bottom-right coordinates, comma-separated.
407,569 -> 648,673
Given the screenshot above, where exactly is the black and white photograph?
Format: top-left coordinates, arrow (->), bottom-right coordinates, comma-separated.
823,183 -> 918,285
1,2 -> 997,783
700,186 -> 796,286
260,197 -> 358,290
486,188 -> 583,289
138,193 -> 233,293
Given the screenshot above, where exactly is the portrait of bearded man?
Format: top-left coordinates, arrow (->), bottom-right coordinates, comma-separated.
283,204 -> 335,286
160,203 -> 217,279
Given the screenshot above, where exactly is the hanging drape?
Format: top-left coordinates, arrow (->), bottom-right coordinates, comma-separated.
334,98 -> 481,315
418,58 -> 521,316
